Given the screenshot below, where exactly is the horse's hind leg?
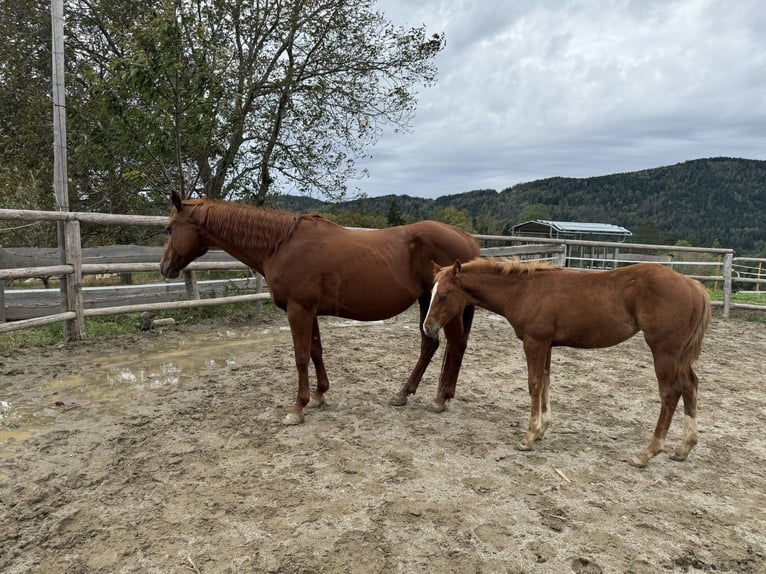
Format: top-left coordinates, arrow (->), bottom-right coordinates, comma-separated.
631,351 -> 683,466
429,305 -> 473,412
670,366 -> 699,462
307,318 -> 330,409
538,348 -> 553,439
390,293 -> 440,406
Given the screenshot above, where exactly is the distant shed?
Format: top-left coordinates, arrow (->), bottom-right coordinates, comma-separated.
509,220 -> 632,242
509,219 -> 634,269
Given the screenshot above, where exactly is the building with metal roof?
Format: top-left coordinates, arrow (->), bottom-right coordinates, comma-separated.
509,220 -> 632,242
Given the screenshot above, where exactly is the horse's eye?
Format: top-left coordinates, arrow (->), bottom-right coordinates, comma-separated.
438,293 -> 447,302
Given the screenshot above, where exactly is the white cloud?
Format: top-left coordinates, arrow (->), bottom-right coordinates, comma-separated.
355,0 -> 766,198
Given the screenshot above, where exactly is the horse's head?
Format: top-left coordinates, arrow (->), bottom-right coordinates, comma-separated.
160,190 -> 210,279
422,260 -> 469,338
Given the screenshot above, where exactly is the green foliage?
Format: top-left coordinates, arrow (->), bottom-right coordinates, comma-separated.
0,301 -> 278,354
512,203 -> 551,226
387,199 -> 405,227
0,0 -> 445,232
320,210 -> 388,229
474,204 -> 503,235
278,158 -> 766,255
428,206 -> 475,233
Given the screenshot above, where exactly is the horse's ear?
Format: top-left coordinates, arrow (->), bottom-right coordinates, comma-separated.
452,259 -> 463,277
431,260 -> 442,275
171,189 -> 184,211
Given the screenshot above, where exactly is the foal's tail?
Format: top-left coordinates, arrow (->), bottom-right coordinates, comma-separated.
681,281 -> 712,370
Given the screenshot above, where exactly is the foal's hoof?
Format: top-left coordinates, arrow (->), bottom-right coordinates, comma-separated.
669,451 -> 688,462
389,394 -> 408,407
427,401 -> 447,413
282,412 -> 305,426
629,455 -> 648,468
516,442 -> 533,452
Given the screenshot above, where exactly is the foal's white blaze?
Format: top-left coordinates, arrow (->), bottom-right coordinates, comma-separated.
423,281 -> 440,334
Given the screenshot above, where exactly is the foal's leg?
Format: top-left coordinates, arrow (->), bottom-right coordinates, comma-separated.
670,366 -> 699,462
429,308 -> 471,412
283,305 -> 316,425
538,348 -> 553,438
519,339 -> 550,450
390,293 -> 440,406
631,350 -> 683,466
307,318 -> 330,409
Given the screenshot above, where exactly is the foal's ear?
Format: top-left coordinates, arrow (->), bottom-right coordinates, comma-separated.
452,259 -> 463,277
170,189 -> 184,212
431,260 -> 442,275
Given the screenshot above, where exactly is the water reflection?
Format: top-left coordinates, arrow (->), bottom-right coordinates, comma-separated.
1,326 -> 291,455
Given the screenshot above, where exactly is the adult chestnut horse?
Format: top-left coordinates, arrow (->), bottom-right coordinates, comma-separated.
160,191 -> 479,424
423,258 -> 712,466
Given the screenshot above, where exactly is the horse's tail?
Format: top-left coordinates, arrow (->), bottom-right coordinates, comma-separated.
680,281 -> 712,370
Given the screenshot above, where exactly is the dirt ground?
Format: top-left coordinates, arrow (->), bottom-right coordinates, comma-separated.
1,306 -> 765,574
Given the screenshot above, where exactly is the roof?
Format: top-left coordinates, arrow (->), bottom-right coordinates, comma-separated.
510,219 -> 632,237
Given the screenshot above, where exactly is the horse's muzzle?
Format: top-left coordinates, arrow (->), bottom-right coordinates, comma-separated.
160,261 -> 179,279
422,321 -> 441,339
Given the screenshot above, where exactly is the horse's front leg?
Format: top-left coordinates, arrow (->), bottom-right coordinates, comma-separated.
429,310 -> 470,412
518,339 -> 550,451
283,305 -> 316,425
390,293 -> 440,406
307,317 -> 330,409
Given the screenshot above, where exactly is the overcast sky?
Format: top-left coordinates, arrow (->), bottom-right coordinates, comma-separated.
353,0 -> 766,199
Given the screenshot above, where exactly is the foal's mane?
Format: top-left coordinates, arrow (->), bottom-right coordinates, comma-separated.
461,257 -> 560,276
190,199 -> 313,255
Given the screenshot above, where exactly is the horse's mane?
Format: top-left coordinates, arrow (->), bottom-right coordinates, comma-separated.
191,199 -> 312,256
460,257 -> 560,277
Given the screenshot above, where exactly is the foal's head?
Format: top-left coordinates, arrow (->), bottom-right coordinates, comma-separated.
422,260 -> 469,338
160,190 -> 210,279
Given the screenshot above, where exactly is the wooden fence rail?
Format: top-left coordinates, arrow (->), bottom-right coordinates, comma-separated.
0,207 -> 761,340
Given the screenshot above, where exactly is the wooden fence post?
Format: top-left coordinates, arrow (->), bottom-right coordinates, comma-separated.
256,272 -> 265,310
722,252 -> 733,319
63,219 -> 85,340
0,279 -> 6,323
184,269 -> 200,300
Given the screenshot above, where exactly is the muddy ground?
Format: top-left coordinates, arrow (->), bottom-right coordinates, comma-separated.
1,306 -> 765,574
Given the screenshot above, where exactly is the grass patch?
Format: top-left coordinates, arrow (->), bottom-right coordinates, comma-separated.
0,300 -> 280,354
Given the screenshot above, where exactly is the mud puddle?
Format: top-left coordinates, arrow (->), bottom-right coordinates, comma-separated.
0,325 -> 293,456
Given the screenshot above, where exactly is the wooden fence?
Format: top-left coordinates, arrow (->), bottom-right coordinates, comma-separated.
0,207 -> 762,340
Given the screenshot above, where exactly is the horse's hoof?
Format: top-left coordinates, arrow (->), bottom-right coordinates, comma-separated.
629,455 -> 648,468
516,442 -> 533,452
389,395 -> 408,407
282,412 -> 305,426
669,451 -> 688,462
427,401 -> 447,413
308,397 -> 325,409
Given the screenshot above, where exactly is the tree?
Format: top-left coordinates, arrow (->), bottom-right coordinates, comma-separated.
513,203 -> 550,225
68,0 -> 445,204
0,0 -> 444,247
387,199 -> 405,226
429,206 -> 475,233
634,220 -> 663,245
322,210 -> 387,229
473,204 -> 502,235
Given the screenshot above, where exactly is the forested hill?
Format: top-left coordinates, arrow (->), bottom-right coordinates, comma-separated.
275,157 -> 766,255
